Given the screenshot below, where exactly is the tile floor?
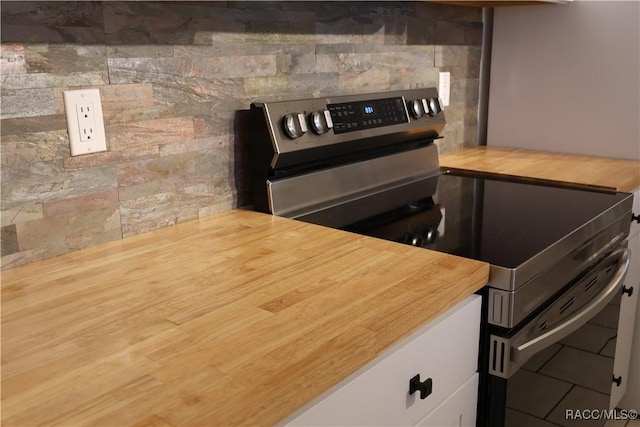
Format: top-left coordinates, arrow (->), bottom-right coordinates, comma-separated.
503,297 -> 637,427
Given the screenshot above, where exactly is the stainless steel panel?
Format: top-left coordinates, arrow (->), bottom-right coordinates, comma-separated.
488,214 -> 631,327
256,88 -> 445,169
490,290 -> 507,326
487,194 -> 633,292
513,249 -> 629,363
488,245 -> 630,379
268,144 -> 440,218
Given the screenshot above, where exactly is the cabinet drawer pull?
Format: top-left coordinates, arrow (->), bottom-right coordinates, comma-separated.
409,374 -> 433,400
613,375 -> 623,387
632,213 -> 640,224
622,286 -> 634,297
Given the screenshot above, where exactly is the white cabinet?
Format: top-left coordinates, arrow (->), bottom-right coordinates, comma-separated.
282,295 -> 482,427
618,188 -> 640,410
611,227 -> 639,407
416,373 -> 478,427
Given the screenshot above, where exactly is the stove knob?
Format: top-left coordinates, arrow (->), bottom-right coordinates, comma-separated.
310,109 -> 333,135
408,99 -> 425,119
282,113 -> 308,139
407,233 -> 422,247
425,228 -> 438,244
427,97 -> 442,116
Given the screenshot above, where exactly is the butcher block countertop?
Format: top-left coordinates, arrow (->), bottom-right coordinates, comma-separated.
440,146 -> 640,192
1,209 -> 489,427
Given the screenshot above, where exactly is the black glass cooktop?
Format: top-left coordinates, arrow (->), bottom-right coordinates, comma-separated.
297,173 -> 631,270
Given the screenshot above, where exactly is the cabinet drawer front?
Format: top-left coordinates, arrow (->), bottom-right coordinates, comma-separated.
285,295 -> 481,426
416,373 -> 479,427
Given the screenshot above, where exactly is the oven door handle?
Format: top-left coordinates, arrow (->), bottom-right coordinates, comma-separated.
512,247 -> 630,364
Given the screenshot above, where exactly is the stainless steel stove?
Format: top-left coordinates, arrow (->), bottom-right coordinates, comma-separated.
248,88 -> 634,427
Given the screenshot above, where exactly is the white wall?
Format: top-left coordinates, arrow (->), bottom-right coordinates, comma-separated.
487,1 -> 640,160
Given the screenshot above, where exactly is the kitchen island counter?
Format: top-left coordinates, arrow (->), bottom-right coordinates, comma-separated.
440,146 -> 640,192
1,209 -> 489,427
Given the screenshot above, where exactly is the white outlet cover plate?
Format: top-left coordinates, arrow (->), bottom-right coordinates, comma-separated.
63,88 -> 107,156
439,71 -> 451,107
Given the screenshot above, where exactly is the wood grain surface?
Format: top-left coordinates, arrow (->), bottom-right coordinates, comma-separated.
440,146 -> 640,192
1,209 -> 489,427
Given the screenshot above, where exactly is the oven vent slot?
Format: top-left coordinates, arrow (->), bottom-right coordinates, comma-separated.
488,335 -> 509,379
559,297 -> 576,315
539,320 -> 549,331
585,276 -> 598,292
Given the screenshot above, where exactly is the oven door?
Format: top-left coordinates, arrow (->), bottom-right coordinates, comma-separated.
481,246 -> 631,427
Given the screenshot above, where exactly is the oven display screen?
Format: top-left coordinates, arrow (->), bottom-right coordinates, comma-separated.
328,97 -> 408,134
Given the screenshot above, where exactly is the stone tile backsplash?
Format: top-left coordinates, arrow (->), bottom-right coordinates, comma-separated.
0,1 -> 482,269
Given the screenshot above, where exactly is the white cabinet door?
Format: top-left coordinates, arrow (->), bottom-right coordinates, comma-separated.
416,373 -> 478,427
611,229 -> 639,407
283,295 -> 481,427
618,191 -> 640,410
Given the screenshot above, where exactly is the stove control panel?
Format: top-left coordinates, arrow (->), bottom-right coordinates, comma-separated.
328,97 -> 408,134
252,87 -> 445,169
279,96 -> 441,139
278,95 -> 442,140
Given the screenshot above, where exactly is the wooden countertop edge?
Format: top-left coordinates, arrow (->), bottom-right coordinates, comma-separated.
1,209 -> 489,426
440,146 -> 640,193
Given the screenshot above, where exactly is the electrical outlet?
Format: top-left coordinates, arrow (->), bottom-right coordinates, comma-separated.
76,103 -> 96,142
439,72 -> 451,107
63,89 -> 107,156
